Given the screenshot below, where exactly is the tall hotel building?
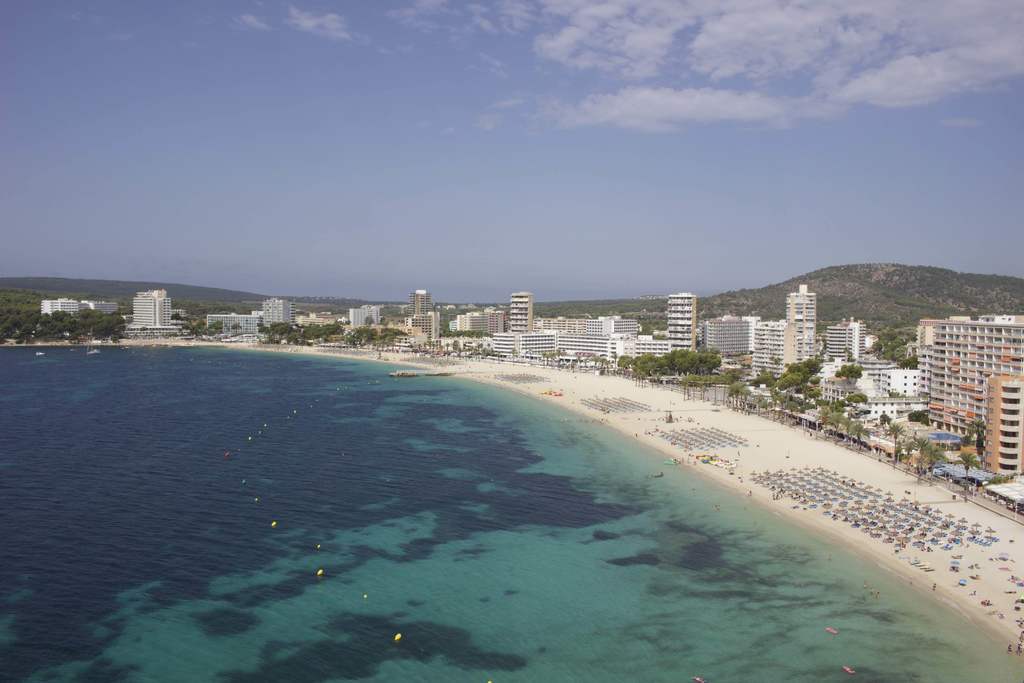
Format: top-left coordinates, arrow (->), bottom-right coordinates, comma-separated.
825,319 -> 866,361
262,298 -> 293,324
925,315 -> 1024,473
701,315 -> 755,356
784,284 -> 816,362
666,293 -> 697,350
132,289 -> 173,327
406,289 -> 440,340
509,292 -> 534,333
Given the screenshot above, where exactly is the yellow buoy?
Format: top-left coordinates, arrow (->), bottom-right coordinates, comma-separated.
271,520 -> 278,528
316,568 -> 325,577
393,633 -> 402,642
315,543 -> 321,551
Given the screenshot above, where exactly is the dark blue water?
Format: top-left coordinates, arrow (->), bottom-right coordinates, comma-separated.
1,347 -> 1020,682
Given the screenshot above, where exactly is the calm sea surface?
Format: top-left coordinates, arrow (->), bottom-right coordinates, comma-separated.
1,347 -> 1020,682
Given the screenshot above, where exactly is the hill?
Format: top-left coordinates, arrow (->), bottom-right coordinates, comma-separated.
0,277 -> 268,303
700,264 -> 1024,325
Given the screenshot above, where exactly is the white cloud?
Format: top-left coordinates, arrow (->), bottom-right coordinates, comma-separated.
529,0 -> 1024,129
286,6 -> 351,41
551,86 -> 795,131
492,97 -> 525,109
476,112 -> 503,130
940,117 -> 982,128
234,14 -> 271,31
390,0 -> 535,34
477,52 -> 507,78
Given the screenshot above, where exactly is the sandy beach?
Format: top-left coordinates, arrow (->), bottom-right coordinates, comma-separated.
66,340 -> 1024,648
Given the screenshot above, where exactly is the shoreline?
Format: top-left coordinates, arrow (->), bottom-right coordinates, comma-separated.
19,341 -> 1024,649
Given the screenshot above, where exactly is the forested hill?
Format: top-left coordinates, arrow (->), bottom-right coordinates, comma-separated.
700,264 -> 1024,325
0,277 -> 267,303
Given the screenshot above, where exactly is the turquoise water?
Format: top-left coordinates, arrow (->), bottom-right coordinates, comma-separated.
0,346 -> 1019,682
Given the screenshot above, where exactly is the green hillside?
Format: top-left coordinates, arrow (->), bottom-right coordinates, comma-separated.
0,277 -> 268,303
700,264 -> 1024,325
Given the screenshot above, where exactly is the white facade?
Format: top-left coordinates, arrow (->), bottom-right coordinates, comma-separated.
535,317 -> 588,334
41,298 -> 81,315
742,316 -> 761,353
131,290 -> 172,328
585,316 -> 639,336
492,330 -> 557,357
753,320 -> 788,376
509,292 -> 534,333
629,335 -> 672,357
784,284 -> 816,362
262,298 -> 292,324
825,319 -> 866,361
666,293 -> 697,350
879,368 -> 922,397
207,313 -> 262,335
701,316 -> 754,356
861,396 -> 928,420
348,305 -> 380,327
558,333 -> 618,359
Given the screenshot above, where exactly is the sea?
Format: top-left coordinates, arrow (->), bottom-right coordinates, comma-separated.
1,346 -> 1020,682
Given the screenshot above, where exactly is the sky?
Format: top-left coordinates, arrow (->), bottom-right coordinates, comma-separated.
2,1 -> 1023,301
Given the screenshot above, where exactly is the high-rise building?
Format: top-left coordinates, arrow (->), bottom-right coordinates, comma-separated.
40,298 -> 81,315
262,298 -> 293,324
701,316 -> 755,356
666,293 -> 697,350
916,318 -> 942,396
509,292 -> 534,333
985,375 -> 1024,474
132,290 -> 172,328
752,320 -> 788,376
409,290 -> 433,316
825,319 -> 866,361
406,312 -> 441,340
927,315 -> 1024,439
784,284 -> 816,362
742,316 -> 761,353
348,305 -> 381,327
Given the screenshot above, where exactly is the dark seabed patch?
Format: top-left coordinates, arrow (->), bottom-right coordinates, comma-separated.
193,608 -> 260,637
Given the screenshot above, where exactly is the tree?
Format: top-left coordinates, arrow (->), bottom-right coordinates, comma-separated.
835,364 -> 863,380
969,419 -> 985,453
907,410 -> 929,425
728,382 -> 749,409
886,422 -> 905,468
848,420 -> 867,449
899,356 -> 919,370
617,355 -> 634,371
845,392 -> 869,405
959,451 -> 980,472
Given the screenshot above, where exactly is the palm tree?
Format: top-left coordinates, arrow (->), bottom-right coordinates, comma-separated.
728,382 -> 749,410
848,420 -> 867,450
886,422 -> 905,469
959,451 -> 980,471
969,418 -> 986,453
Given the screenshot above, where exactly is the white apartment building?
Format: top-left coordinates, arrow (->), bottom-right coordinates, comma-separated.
861,396 -> 928,421
826,319 -> 866,361
454,310 -> 507,334
742,316 -> 761,353
558,333 -> 620,359
628,335 -> 672,357
927,315 -> 1024,436
262,298 -> 293,324
784,284 -> 816,363
879,368 -> 922,397
667,293 -> 698,350
348,305 -> 381,327
585,316 -> 640,336
492,330 -> 557,357
535,317 -> 589,334
81,300 -> 118,314
40,298 -> 81,315
509,292 -> 534,333
753,320 -> 788,376
207,313 -> 263,336
701,316 -> 754,356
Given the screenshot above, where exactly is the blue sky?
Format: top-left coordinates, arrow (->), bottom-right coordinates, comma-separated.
2,1 -> 1023,301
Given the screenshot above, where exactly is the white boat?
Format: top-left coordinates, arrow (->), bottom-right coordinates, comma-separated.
87,348 -> 101,355
35,351 -> 45,356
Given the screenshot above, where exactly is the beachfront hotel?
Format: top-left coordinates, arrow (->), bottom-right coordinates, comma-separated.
985,375 -> 1024,473
825,318 -> 866,361
348,305 -> 380,327
125,289 -> 178,337
535,317 -> 589,334
262,298 -> 293,324
453,309 -> 507,334
509,292 -> 534,333
206,312 -> 262,336
784,284 -> 816,363
666,293 -> 697,350
492,330 -> 557,357
701,315 -> 755,356
925,316 -> 1024,468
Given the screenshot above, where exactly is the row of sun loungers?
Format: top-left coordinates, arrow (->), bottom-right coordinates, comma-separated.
656,426 -> 748,450
580,396 -> 652,413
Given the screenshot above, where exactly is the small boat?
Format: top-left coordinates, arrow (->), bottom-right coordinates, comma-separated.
649,472 -> 665,479
825,627 -> 839,635
86,347 -> 100,355
843,665 -> 856,675
35,351 -> 45,356
693,678 -> 706,683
